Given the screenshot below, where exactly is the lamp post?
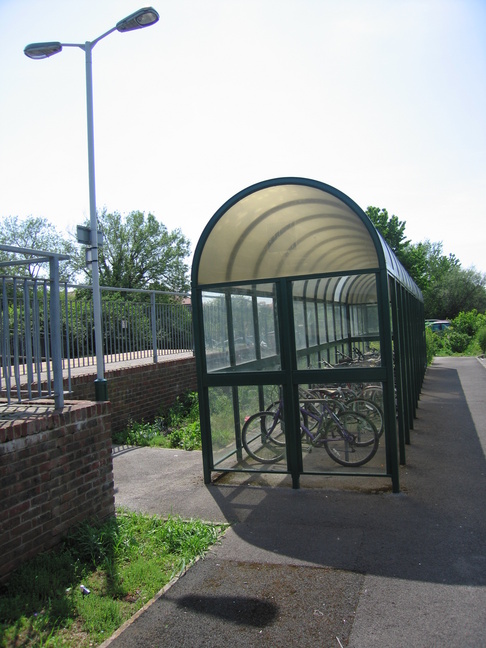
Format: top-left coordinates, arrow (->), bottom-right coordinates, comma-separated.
25,7 -> 159,401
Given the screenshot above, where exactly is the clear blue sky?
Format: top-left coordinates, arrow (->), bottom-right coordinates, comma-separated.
1,0 -> 485,272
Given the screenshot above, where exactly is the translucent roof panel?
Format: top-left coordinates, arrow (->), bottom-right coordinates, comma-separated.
197,180 -> 379,285
293,275 -> 377,303
194,177 -> 422,301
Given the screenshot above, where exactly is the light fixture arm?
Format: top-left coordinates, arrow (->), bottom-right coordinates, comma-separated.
59,23 -> 117,52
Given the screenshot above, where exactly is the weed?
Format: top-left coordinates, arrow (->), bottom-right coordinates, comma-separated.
113,392 -> 201,450
0,509 -> 225,648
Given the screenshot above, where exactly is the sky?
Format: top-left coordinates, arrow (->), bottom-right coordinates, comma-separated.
0,0 -> 485,273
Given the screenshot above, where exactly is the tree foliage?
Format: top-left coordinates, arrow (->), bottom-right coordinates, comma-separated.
76,210 -> 191,294
399,240 -> 460,292
366,206 -> 486,319
365,207 -> 408,254
423,266 -> 486,319
0,215 -> 77,281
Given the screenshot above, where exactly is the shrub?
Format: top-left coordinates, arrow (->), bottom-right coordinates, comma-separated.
163,392 -> 199,429
166,420 -> 201,450
451,310 -> 486,337
112,418 -> 164,447
425,328 -> 435,364
425,327 -> 446,363
161,392 -> 201,450
477,326 -> 486,355
440,310 -> 486,356
112,392 -> 201,450
447,331 -> 470,354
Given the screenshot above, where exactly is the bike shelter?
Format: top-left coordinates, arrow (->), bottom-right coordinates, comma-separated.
191,178 -> 425,492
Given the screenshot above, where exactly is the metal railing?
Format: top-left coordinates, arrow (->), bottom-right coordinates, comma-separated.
0,245 -> 69,409
64,284 -> 192,371
0,263 -> 192,408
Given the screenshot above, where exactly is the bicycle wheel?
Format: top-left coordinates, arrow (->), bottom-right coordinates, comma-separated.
242,411 -> 286,463
264,401 -> 286,446
361,385 -> 384,410
345,398 -> 384,439
321,411 -> 379,467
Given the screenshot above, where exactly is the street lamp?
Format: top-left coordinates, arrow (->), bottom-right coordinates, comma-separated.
24,7 -> 159,401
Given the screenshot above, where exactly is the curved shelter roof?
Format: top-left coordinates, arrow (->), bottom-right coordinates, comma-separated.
194,177 -> 422,302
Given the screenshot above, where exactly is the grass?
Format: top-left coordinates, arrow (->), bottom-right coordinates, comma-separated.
112,392 -> 201,451
0,509 -> 226,648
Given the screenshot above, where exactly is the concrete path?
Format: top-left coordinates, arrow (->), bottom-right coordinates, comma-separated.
107,357 -> 486,647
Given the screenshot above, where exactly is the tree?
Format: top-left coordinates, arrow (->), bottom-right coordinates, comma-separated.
0,215 -> 77,281
400,240 -> 460,293
365,207 -> 409,255
76,210 -> 191,294
423,266 -> 486,319
365,207 -> 486,318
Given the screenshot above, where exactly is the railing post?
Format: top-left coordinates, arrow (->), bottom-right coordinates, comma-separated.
151,291 -> 157,363
23,278 -> 34,392
49,256 -> 64,409
1,279 -> 12,403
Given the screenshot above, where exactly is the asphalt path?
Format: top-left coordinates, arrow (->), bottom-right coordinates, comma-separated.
106,357 -> 486,648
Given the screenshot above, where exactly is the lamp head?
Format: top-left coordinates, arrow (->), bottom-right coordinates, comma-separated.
24,42 -> 63,59
116,7 -> 159,32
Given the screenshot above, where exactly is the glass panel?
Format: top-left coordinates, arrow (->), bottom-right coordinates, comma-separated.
326,303 -> 335,342
209,384 -> 286,471
230,284 -> 281,371
209,386 -> 237,467
291,275 -> 381,369
307,303 -> 318,347
239,384 -> 287,470
231,294 -> 256,364
350,342 -> 382,366
334,304 -> 342,340
297,382 -> 386,474
203,284 -> 281,372
366,304 -> 379,334
239,384 -> 281,422
256,295 -> 278,359
293,299 -> 306,350
341,304 -> 349,338
297,350 -> 321,370
317,303 -> 326,344
202,292 -> 229,372
351,306 -> 359,336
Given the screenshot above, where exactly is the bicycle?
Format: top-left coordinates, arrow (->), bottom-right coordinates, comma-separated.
242,393 -> 379,467
302,385 -> 384,439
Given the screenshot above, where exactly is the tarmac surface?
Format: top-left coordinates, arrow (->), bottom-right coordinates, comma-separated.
105,357 -> 486,648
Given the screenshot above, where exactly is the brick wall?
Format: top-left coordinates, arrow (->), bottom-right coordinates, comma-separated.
0,355 -> 196,582
0,401 -> 114,582
69,355 -> 197,434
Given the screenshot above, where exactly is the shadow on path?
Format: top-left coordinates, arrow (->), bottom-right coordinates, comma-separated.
204,360 -> 486,586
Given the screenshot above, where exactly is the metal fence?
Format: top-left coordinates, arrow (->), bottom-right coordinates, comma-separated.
0,270 -> 192,408
65,284 -> 193,369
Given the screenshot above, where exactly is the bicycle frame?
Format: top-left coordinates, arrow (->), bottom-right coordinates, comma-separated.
270,397 -> 356,446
